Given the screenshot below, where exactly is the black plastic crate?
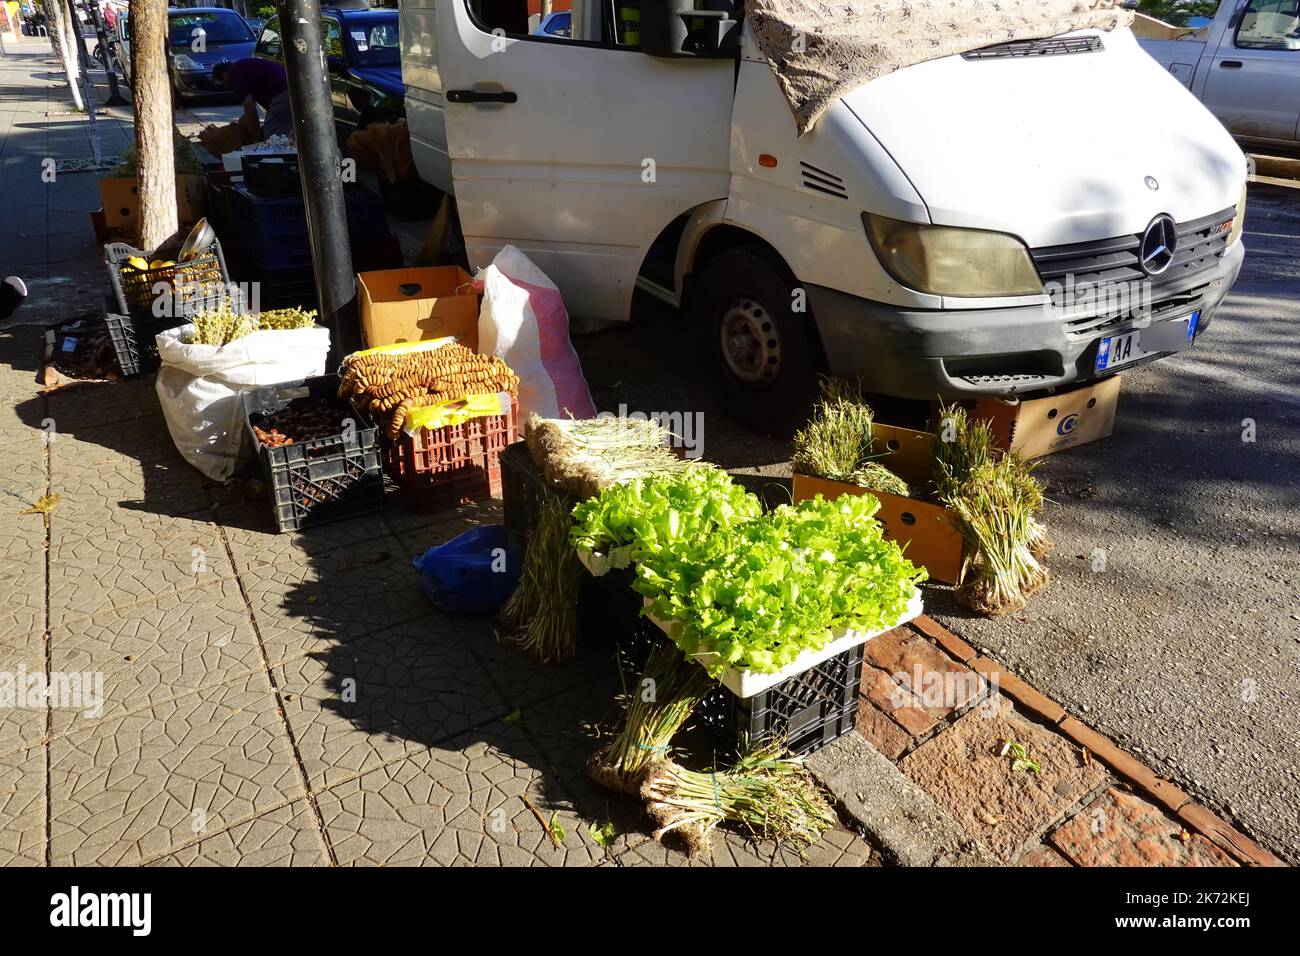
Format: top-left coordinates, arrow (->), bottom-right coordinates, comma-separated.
103,296 -> 170,377
243,154 -> 302,197
500,440 -> 554,538
105,239 -> 233,317
617,618 -> 865,759
699,643 -> 865,759
243,375 -> 383,533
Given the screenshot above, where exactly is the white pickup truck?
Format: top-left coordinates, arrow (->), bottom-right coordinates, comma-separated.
1139,0 -> 1300,155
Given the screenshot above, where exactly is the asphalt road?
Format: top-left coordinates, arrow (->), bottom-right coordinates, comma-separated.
570,183 -> 1300,863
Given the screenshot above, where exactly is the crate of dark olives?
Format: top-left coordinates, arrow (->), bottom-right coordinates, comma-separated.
242,374 -> 383,532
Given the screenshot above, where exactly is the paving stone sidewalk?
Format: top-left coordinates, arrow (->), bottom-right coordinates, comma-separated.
0,328 -> 883,867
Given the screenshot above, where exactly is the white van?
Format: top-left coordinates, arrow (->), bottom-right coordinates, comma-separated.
401,1 -> 1247,424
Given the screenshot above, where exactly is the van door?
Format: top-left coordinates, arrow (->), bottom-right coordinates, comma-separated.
1200,0 -> 1300,143
434,0 -> 734,321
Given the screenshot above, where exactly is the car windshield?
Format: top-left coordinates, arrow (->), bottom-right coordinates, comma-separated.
168,12 -> 254,47
346,19 -> 400,68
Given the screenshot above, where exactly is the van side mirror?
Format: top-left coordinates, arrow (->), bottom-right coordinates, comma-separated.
639,1 -> 740,58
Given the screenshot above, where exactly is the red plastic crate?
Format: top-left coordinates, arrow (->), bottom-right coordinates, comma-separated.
383,396 -> 518,515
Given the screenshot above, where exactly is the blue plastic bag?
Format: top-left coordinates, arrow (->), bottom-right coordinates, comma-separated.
411,525 -> 523,617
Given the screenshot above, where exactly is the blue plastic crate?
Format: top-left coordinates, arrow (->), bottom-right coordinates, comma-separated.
231,184 -> 306,223
230,185 -> 390,271
343,187 -> 391,244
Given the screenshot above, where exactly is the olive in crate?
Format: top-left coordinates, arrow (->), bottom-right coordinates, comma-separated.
242,376 -> 383,533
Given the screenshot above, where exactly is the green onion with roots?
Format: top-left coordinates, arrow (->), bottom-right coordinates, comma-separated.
525,413 -> 690,500
588,641 -> 716,795
640,743 -> 839,858
934,403 -> 1052,615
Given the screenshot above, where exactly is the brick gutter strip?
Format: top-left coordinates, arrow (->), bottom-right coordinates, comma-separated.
910,614 -> 1287,868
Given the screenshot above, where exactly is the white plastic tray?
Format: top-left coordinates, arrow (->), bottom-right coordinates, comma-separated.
644,591 -> 923,698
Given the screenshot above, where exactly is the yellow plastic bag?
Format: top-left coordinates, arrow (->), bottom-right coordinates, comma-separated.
404,392 -> 510,433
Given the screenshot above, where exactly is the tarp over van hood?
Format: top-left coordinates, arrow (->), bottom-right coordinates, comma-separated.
747,0 -> 1134,134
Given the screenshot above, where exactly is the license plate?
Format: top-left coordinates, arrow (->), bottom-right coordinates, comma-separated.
1095,311 -> 1199,373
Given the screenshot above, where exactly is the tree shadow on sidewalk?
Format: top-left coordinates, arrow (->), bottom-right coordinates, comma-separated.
219,486 -> 643,862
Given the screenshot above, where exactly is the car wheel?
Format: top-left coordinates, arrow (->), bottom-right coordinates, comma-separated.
691,245 -> 822,435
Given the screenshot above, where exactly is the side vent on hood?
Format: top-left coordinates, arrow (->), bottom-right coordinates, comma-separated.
800,161 -> 848,200
963,36 -> 1103,59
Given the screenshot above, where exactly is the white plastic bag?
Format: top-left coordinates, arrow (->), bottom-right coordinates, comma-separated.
477,245 -> 596,428
155,324 -> 331,480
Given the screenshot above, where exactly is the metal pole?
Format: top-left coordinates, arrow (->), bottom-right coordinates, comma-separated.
68,0 -> 103,162
86,0 -> 128,106
274,0 -> 359,363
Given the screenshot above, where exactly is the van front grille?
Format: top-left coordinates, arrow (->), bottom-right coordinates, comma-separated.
1032,207 -> 1233,311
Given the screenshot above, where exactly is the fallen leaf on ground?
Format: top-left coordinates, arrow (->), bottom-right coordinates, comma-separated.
17,493 -> 60,525
588,820 -> 616,848
1000,737 -> 1041,773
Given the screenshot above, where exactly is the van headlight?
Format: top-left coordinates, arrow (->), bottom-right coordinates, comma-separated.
863,214 -> 1043,297
1227,182 -> 1246,247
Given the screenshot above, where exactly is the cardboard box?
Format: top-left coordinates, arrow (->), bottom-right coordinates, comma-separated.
791,422 -> 966,585
357,266 -> 479,349
98,175 -> 207,236
972,376 -> 1121,459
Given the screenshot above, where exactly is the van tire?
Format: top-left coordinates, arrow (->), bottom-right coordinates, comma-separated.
692,246 -> 820,434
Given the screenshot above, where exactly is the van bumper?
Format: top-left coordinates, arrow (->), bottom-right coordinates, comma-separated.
807,241 -> 1244,399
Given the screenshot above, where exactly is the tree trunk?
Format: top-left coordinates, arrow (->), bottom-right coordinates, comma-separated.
45,0 -> 84,111
130,0 -> 177,251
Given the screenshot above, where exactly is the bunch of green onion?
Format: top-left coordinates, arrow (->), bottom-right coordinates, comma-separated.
525,413 -> 690,500
792,378 -> 909,495
639,743 -> 838,858
588,641 -> 716,795
946,457 -> 1050,615
934,404 -> 1051,615
505,495 -> 585,663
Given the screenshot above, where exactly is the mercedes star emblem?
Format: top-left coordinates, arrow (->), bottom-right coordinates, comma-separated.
1139,214 -> 1178,276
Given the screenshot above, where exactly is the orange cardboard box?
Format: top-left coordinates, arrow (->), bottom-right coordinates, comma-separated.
98,175 -> 207,233
971,376 -> 1121,459
357,266 -> 479,349
792,422 -> 966,585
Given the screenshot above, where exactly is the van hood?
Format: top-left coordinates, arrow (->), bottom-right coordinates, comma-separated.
840,29 -> 1246,248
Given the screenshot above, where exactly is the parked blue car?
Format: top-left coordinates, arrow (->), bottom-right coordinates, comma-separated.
166,7 -> 257,103
254,7 -> 403,146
